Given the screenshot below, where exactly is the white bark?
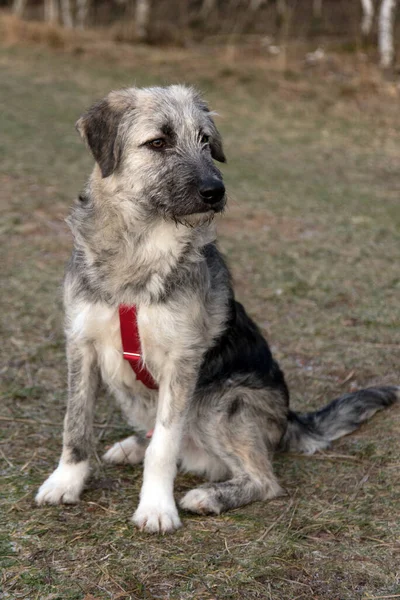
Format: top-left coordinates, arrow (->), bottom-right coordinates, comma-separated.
44,0 -> 59,24
76,0 -> 90,29
313,0 -> 322,19
360,0 -> 374,35
201,0 -> 217,17
60,0 -> 74,28
276,0 -> 286,17
379,0 -> 397,67
135,0 -> 151,41
12,0 -> 28,17
249,0 -> 266,11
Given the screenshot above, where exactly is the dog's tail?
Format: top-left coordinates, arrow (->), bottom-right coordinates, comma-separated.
280,386 -> 399,454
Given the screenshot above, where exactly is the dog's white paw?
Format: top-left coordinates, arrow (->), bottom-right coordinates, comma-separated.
180,487 -> 221,515
35,461 -> 89,505
103,436 -> 146,465
132,500 -> 182,533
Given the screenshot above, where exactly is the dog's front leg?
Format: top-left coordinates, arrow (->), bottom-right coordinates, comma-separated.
36,340 -> 99,505
133,366 -> 192,533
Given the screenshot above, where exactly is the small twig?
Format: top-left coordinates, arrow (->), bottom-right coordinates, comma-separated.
86,501 -> 118,514
362,536 -> 398,548
338,342 -> 400,348
224,537 -> 231,554
7,489 -> 33,512
294,451 -> 364,464
93,446 -> 103,467
68,532 -> 90,544
256,497 -> 295,542
97,403 -> 115,441
24,361 -> 33,387
363,595 -> 400,599
20,449 -> 38,472
0,415 -> 127,430
286,498 -> 299,532
339,370 -> 355,385
277,577 -> 314,592
351,465 -> 374,501
98,565 -> 128,595
0,446 -> 14,467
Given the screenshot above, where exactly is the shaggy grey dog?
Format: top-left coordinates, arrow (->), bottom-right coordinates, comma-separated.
35,85 -> 399,533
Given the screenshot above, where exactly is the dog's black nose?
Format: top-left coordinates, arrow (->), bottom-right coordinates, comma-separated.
199,179 -> 225,205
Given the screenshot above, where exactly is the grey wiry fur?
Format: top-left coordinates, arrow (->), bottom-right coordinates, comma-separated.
35,85 -> 399,533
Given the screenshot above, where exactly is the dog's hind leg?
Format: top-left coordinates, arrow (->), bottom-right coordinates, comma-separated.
103,434 -> 149,465
102,386 -> 156,465
180,415 -> 284,515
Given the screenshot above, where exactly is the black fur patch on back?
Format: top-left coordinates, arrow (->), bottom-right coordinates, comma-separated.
196,245 -> 288,398
227,396 -> 244,418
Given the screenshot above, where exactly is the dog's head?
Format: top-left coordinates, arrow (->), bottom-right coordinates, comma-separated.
76,85 -> 226,224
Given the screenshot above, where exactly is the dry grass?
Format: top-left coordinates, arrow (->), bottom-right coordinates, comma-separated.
1,32 -> 399,600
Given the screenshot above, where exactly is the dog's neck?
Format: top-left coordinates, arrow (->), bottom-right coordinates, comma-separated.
68,181 -> 216,306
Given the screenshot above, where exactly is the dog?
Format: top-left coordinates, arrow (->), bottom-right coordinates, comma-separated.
35,85 -> 399,533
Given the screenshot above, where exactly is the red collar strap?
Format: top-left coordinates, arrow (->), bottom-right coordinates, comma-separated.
119,305 -> 158,390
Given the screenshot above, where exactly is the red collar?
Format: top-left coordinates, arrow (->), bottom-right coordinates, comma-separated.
119,305 -> 158,390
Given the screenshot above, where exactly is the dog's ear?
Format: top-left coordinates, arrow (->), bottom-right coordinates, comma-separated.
76,91 -> 133,178
204,109 -> 226,163
209,127 -> 226,163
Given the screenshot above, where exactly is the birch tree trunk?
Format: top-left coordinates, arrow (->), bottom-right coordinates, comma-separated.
276,0 -> 286,18
12,0 -> 28,17
313,0 -> 322,19
76,0 -> 90,29
135,0 -> 151,41
44,0 -> 60,24
60,0 -> 74,28
249,0 -> 266,11
360,0 -> 374,35
379,0 -> 397,67
201,0 -> 217,18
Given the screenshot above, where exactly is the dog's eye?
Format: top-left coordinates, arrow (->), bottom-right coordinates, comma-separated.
147,139 -> 166,149
201,134 -> 210,144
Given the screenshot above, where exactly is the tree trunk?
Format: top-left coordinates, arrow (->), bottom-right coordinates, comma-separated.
276,0 -> 288,33
249,0 -> 266,11
313,0 -> 322,19
76,0 -> 90,29
12,0 -> 28,17
276,0 -> 286,17
360,0 -> 374,35
201,0 -> 217,18
379,0 -> 397,67
60,0 -> 74,28
44,0 -> 60,24
135,0 -> 151,41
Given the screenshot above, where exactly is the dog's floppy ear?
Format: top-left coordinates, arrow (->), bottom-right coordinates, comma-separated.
196,96 -> 226,163
209,127 -> 226,163
205,110 -> 226,163
76,91 -> 133,178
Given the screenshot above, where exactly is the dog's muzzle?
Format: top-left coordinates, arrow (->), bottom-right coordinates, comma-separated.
199,177 -> 226,213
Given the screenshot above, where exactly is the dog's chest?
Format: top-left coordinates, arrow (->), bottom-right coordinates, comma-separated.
70,302 -> 175,387
136,303 -> 186,377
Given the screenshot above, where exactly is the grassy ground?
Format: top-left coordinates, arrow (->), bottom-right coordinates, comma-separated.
1,30 -> 399,600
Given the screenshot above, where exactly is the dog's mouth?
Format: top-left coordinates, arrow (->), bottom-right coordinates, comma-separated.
175,210 -> 216,228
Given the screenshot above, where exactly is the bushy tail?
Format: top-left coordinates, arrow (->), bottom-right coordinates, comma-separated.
280,386 -> 399,454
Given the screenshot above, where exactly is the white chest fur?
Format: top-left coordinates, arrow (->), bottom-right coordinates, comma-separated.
68,302 -> 140,389
67,300 -> 194,389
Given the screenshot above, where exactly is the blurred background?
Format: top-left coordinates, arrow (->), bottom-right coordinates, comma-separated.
1,2 -> 399,600
2,0 -> 400,67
